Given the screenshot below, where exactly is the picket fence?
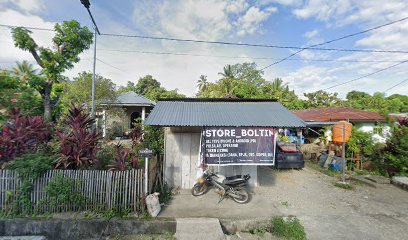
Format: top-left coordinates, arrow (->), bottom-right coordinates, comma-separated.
0,169 -> 144,213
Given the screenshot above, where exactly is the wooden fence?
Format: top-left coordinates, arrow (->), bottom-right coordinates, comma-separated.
0,169 -> 144,213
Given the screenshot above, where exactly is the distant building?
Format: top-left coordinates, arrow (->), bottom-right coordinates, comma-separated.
292,107 -> 389,142
99,92 -> 155,138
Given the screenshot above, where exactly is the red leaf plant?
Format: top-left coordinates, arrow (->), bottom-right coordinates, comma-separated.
0,108 -> 50,163
55,106 -> 100,169
108,143 -> 140,171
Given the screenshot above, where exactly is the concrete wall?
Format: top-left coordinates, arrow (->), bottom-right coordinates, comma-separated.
164,127 -> 258,189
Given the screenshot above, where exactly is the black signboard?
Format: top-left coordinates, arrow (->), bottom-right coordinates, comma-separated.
139,148 -> 153,158
201,127 -> 276,166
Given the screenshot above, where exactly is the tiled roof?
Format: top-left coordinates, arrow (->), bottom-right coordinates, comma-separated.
292,107 -> 385,123
102,92 -> 155,106
145,99 -> 306,127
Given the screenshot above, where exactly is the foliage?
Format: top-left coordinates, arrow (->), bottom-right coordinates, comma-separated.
303,90 -> 342,108
345,91 -> 408,115
143,125 -> 164,155
55,106 -> 100,169
197,75 -> 208,93
107,121 -> 123,140
130,122 -> 143,148
60,71 -> 117,113
4,153 -> 55,179
250,226 -> 268,236
334,182 -> 354,190
346,127 -> 375,158
11,20 -> 93,121
45,174 -> 85,209
0,108 -> 51,163
2,152 -> 54,216
108,143 -> 139,171
271,216 -> 306,240
153,182 -> 173,204
0,69 -> 42,122
119,75 -> 185,101
381,118 -> 408,176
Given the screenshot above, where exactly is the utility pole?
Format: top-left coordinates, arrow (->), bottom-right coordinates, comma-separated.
80,0 -> 100,129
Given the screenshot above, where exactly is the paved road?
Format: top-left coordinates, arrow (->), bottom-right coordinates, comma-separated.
159,165 -> 408,239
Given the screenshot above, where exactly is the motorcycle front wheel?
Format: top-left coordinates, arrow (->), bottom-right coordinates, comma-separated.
231,188 -> 250,204
191,183 -> 209,196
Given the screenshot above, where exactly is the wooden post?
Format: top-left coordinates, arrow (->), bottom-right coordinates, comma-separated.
145,157 -> 149,196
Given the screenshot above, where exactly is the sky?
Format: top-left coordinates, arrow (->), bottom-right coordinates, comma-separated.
0,0 -> 408,98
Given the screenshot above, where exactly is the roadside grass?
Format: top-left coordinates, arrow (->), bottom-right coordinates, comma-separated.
271,216 -> 306,240
334,182 -> 354,190
250,226 -> 268,237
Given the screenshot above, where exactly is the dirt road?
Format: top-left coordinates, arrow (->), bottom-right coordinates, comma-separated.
160,165 -> 408,239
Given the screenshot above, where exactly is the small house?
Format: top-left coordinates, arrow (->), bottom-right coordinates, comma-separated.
292,107 -> 388,142
99,92 -> 155,138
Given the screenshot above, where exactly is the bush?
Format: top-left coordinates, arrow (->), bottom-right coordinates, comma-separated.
3,152 -> 55,216
0,108 -> 50,164
382,118 -> 408,176
108,143 -> 139,171
271,216 -> 306,240
4,153 -> 55,180
55,106 -> 100,169
45,174 -> 85,210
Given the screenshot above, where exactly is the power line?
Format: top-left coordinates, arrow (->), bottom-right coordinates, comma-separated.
2,22 -> 408,54
322,59 -> 408,91
384,78 -> 408,92
260,16 -> 408,69
96,48 -> 405,63
0,23 -> 55,32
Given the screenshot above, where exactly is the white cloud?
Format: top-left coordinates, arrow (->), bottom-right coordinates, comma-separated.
304,29 -> 319,39
292,0 -> 352,21
226,0 -> 249,14
0,9 -> 55,64
0,0 -> 45,13
283,66 -> 336,95
236,6 -> 278,36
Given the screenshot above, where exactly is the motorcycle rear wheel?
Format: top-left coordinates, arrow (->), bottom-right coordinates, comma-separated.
231,189 -> 250,204
191,183 -> 209,196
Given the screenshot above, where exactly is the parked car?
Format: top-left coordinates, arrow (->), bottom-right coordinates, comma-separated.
274,142 -> 304,169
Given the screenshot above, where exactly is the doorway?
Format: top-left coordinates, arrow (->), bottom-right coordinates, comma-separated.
130,112 -> 141,128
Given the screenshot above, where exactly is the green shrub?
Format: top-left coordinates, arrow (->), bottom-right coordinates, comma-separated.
271,216 -> 306,240
5,153 -> 55,180
44,174 -> 85,210
382,120 -> 408,176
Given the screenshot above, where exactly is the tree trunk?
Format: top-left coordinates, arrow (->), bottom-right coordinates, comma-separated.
43,81 -> 52,121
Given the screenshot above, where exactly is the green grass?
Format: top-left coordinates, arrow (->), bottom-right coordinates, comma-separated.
334,182 -> 354,190
271,217 -> 306,240
250,226 -> 268,237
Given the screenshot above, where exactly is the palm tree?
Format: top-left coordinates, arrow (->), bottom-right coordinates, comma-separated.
271,78 -> 288,92
218,65 -> 237,95
197,75 -> 208,93
12,60 -> 37,82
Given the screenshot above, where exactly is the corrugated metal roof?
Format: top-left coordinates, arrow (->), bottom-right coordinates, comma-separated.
101,92 -> 155,106
145,99 -> 306,127
292,107 -> 385,123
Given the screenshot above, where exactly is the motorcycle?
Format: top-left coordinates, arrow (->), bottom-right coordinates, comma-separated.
191,169 -> 251,204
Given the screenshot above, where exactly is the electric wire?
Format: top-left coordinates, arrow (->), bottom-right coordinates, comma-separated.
321,59 -> 408,91
1,23 -> 408,54
384,78 -> 408,93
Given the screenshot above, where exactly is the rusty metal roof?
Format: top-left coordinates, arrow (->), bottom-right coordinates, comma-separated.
145,99 -> 305,127
292,107 -> 386,123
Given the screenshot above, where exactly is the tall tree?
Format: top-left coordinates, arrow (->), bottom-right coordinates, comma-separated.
61,72 -> 117,111
218,65 -> 237,95
197,75 -> 208,93
11,20 -> 93,121
135,75 -> 161,95
304,90 -> 342,108
12,60 -> 37,82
